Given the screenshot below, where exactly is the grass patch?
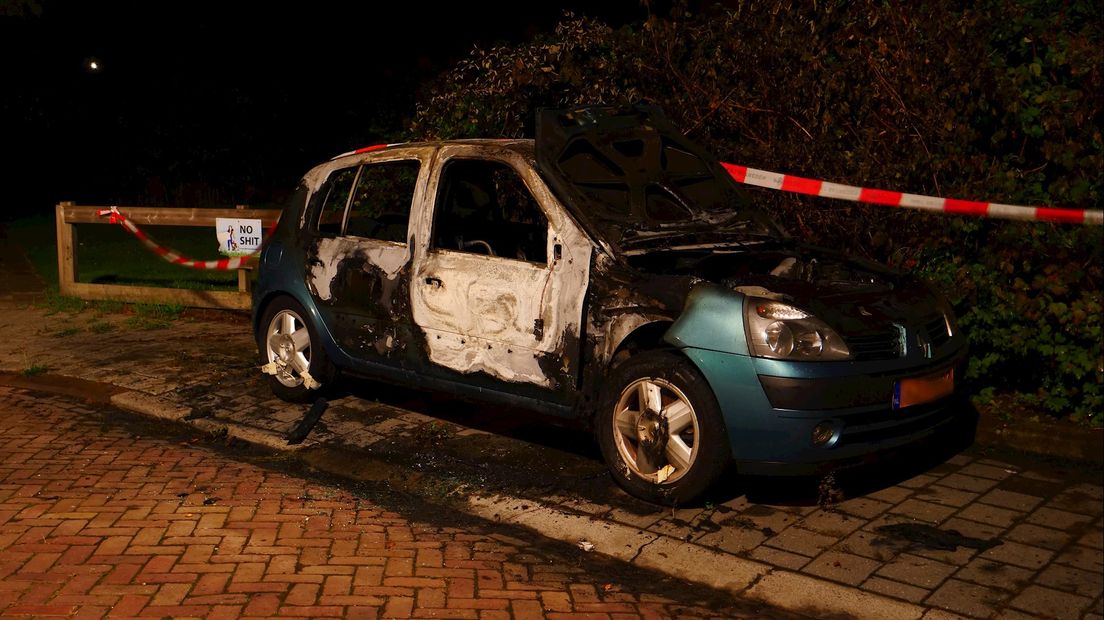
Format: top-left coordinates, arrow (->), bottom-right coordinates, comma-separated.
22,364 -> 50,377
53,327 -> 81,338
89,321 -> 116,334
92,300 -> 125,315
126,302 -> 185,330
41,290 -> 90,315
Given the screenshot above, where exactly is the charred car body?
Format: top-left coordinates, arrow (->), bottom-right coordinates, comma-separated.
253,106 -> 972,504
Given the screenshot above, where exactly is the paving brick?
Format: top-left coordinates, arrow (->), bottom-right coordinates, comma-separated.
834,529 -> 900,562
913,485 -> 978,508
834,497 -> 893,520
797,509 -> 864,538
981,541 -> 1054,570
1053,544 -> 1104,573
1008,585 -> 1092,619
860,576 -> 929,603
953,558 -> 1034,592
1035,563 -> 1104,599
888,499 -> 957,524
956,503 -> 1023,528
747,546 -> 811,571
764,527 -> 837,557
803,551 -> 881,586
957,463 -> 1015,481
936,473 -> 999,494
1004,522 -> 1074,551
875,553 -> 957,589
925,578 -> 1010,618
978,489 -> 1043,513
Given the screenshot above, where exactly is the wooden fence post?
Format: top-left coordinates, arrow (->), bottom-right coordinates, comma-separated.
55,201 -> 77,296
235,204 -> 251,295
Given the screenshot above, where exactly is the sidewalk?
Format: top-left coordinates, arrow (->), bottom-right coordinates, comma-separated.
0,299 -> 1101,620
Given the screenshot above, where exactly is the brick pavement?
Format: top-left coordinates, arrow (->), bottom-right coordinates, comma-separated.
1,301 -> 1102,618
0,386 -> 801,619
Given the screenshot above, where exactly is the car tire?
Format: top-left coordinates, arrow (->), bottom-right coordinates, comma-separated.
256,296 -> 336,403
597,350 -> 730,506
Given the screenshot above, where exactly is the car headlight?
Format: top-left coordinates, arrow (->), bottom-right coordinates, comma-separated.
745,298 -> 851,360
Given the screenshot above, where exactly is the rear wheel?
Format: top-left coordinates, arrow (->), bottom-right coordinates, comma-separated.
257,297 -> 336,402
597,351 -> 730,505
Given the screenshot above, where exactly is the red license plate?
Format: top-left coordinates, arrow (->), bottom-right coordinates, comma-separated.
893,368 -> 954,409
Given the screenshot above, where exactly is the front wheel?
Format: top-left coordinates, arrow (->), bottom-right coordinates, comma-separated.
597,351 -> 730,505
257,297 -> 336,403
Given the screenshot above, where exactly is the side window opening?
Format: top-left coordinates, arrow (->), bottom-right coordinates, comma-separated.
345,160 -> 421,242
432,159 -> 548,264
313,167 -> 358,235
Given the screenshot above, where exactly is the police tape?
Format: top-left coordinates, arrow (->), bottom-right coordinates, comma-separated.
96,206 -> 256,270
720,163 -> 1103,225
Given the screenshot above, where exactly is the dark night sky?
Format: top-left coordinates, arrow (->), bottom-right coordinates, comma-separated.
1,1 -> 649,215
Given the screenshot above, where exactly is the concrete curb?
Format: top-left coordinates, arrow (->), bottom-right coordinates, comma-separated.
468,494 -> 928,619
976,409 -> 1103,465
109,391 -> 192,421
109,389 -> 309,451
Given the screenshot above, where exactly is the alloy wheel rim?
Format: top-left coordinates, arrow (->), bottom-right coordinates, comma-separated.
612,377 -> 699,484
265,309 -> 311,388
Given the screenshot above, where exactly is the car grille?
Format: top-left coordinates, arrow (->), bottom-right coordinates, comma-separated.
836,399 -> 958,447
924,315 -> 951,348
846,329 -> 902,361
846,315 -> 951,361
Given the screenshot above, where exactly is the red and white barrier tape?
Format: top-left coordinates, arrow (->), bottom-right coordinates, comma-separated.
720,163 -> 1103,225
96,206 -> 257,270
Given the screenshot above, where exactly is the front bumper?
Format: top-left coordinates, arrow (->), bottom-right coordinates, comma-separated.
681,347 -> 974,475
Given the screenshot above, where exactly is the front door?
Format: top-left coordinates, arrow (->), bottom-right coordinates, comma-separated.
410,145 -> 591,400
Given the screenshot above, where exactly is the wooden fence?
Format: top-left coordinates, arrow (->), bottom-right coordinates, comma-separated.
55,202 -> 281,311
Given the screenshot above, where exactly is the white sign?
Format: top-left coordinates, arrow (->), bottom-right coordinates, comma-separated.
216,218 -> 263,256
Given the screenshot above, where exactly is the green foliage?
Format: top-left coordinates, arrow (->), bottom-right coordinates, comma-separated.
411,1 -> 1103,425
21,363 -> 49,377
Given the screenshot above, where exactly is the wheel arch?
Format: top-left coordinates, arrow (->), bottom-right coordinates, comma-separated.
606,320 -> 676,371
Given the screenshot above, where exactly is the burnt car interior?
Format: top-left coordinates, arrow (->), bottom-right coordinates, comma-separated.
313,161 -> 421,242
431,158 -> 548,263
344,160 -> 420,242
314,167 -> 356,235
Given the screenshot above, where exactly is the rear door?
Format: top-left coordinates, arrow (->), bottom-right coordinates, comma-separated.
304,147 -> 433,368
409,144 -> 592,400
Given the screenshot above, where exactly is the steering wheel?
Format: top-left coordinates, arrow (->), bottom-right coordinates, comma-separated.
460,239 -> 496,256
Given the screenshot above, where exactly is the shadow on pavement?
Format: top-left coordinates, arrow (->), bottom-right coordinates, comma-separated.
329,374 -> 981,511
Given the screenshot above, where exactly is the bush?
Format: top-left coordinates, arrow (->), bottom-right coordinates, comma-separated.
410,1 -> 1103,426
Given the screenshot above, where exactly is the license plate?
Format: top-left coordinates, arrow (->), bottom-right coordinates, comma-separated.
893,368 -> 954,409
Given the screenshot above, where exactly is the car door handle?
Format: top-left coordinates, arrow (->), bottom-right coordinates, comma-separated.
424,276 -> 443,287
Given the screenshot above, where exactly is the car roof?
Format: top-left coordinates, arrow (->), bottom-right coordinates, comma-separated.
329,139 -> 534,162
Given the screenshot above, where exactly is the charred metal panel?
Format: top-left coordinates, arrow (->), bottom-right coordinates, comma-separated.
410,144 -> 592,393
302,146 -> 435,366
535,105 -> 769,252
579,252 -> 700,407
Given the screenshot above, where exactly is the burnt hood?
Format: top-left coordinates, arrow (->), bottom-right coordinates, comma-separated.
535,105 -> 777,252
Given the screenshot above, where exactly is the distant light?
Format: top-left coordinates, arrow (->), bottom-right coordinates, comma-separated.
89,61 -> 99,70
85,57 -> 102,73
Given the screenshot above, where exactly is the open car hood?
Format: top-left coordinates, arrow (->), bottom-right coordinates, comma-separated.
535,105 -> 775,252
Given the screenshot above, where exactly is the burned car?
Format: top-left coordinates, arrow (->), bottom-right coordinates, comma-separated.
253,105 -> 970,504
